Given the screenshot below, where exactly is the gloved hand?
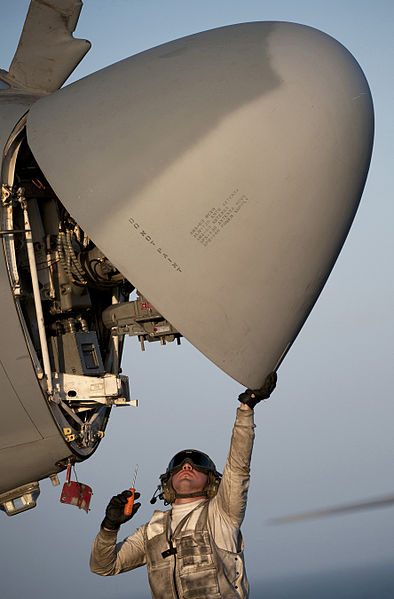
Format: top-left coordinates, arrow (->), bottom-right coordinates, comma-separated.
238,371 -> 277,409
101,490 -> 141,531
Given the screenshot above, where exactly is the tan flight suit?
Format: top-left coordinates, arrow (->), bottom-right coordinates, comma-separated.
90,407 -> 255,599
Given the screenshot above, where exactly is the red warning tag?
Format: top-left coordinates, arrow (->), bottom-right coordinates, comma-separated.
60,464 -> 92,513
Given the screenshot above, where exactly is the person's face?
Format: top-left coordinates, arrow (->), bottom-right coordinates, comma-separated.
171,461 -> 208,496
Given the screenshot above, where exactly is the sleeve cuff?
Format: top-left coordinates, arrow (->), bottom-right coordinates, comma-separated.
236,406 -> 255,421
99,526 -> 119,539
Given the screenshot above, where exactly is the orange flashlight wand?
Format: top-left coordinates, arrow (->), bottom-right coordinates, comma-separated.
124,464 -> 138,516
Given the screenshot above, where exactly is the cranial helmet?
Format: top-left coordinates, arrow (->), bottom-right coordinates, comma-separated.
151,449 -> 222,505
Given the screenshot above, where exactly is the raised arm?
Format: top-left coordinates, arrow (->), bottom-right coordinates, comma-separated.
213,405 -> 255,526
213,372 -> 277,526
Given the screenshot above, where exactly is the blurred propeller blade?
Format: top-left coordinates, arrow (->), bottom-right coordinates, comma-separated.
269,495 -> 394,524
3,0 -> 90,93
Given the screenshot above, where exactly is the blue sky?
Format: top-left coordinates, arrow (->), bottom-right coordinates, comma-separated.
1,1 -> 394,598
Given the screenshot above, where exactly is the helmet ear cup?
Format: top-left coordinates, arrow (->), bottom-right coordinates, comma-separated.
162,476 -> 176,504
205,471 -> 221,499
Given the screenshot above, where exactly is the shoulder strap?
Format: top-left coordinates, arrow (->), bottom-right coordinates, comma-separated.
195,499 -> 210,531
146,509 -> 170,541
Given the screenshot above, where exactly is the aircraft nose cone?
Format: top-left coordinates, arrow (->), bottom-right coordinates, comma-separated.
26,22 -> 373,387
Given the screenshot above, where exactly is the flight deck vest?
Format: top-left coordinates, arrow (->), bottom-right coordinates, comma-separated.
144,501 -> 248,599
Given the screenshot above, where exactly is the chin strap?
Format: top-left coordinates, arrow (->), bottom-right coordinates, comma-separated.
175,490 -> 208,499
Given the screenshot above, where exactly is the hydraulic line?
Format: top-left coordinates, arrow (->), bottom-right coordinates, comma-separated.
57,231 -> 70,277
20,193 -> 53,396
65,228 -> 86,283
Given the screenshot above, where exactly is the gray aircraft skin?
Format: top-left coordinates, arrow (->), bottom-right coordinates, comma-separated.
0,1 -> 373,515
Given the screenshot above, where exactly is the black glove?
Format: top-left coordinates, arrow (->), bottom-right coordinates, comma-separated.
101,490 -> 141,531
238,371 -> 277,409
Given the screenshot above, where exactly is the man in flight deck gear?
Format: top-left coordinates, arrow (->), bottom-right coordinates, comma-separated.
90,372 -> 277,599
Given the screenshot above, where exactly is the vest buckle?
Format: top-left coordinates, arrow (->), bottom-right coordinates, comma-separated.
162,542 -> 177,559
